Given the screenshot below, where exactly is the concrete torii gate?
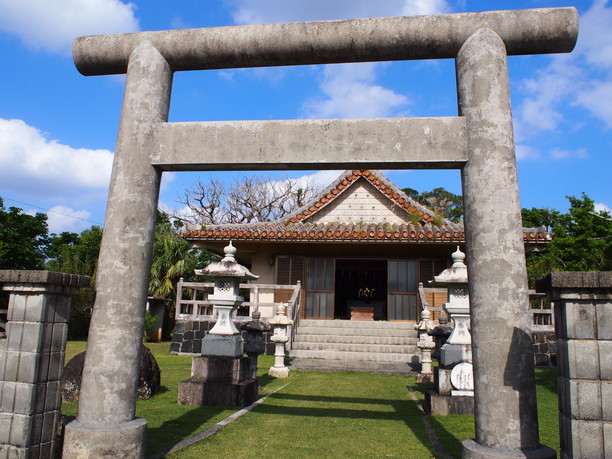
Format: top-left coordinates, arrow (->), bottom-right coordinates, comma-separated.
63,8 -> 578,458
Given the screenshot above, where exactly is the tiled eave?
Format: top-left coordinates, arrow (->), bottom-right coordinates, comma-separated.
182,222 -> 552,244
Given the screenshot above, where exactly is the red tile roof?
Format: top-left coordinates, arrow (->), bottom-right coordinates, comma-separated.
181,169 -> 553,245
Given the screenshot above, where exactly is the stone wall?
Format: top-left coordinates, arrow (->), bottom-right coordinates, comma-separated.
532,331 -> 557,367
170,319 -> 275,355
537,271 -> 612,459
0,270 -> 89,458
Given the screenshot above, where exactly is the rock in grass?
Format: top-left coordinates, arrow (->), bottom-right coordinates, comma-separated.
62,344 -> 161,402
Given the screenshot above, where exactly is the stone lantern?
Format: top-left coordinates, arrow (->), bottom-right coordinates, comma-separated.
415,307 -> 436,382
178,241 -> 259,407
195,241 -> 259,356
424,246 -> 474,415
268,304 -> 293,378
434,247 -> 472,370
240,311 -> 269,380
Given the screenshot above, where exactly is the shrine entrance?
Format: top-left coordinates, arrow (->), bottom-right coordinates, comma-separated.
334,259 -> 388,320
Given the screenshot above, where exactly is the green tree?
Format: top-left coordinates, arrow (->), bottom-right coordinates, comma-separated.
0,198 -> 49,269
45,225 -> 103,339
524,193 -> 612,285
401,186 -> 464,223
149,212 -> 199,299
46,226 -> 103,276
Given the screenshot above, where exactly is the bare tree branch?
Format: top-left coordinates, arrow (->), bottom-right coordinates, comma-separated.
174,174 -> 322,226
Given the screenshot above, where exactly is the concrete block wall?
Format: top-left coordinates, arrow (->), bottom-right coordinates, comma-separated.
0,270 -> 89,458
538,272 -> 612,459
171,319 -> 275,356
532,331 -> 557,367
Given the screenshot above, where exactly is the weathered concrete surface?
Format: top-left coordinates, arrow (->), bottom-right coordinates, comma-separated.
178,356 -> 258,407
73,8 -> 577,75
539,272 -> 612,459
424,389 -> 474,415
0,270 -> 89,459
457,28 -> 553,458
63,418 -> 147,459
152,117 -> 466,171
537,271 -> 612,290
0,269 -> 90,288
62,42 -> 172,457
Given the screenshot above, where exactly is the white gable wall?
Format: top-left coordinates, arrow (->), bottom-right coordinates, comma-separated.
309,178 -> 409,224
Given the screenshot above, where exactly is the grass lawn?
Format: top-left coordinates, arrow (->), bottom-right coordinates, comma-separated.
62,342 -> 559,458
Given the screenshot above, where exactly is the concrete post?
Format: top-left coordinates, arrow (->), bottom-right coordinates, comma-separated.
457,28 -> 554,458
0,270 -> 89,458
537,272 -> 612,459
63,42 -> 172,458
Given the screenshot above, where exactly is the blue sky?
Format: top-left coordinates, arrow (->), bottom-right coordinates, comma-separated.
0,0 -> 610,234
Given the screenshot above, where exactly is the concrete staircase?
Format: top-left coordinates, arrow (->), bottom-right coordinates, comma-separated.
288,319 -> 421,376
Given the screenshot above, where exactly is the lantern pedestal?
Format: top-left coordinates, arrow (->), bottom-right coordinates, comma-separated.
178,355 -> 257,407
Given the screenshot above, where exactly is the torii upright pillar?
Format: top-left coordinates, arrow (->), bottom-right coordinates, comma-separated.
457,28 -> 555,458
63,43 -> 172,458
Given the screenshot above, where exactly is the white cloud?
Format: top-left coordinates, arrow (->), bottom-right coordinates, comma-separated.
303,63 -> 410,119
594,202 -> 611,214
578,0 -> 612,71
229,1 -> 449,121
575,81 -> 612,129
293,170 -> 344,191
160,172 -> 176,192
229,0 -> 449,25
516,1 -> 612,133
549,148 -> 587,160
45,206 -> 93,234
0,0 -> 139,54
515,144 -> 540,160
0,118 -> 113,197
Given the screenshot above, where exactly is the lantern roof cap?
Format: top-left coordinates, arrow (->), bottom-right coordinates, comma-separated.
430,246 -> 468,286
195,241 -> 259,280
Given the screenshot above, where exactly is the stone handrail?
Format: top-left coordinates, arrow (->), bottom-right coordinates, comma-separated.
175,279 -> 301,321
529,290 -> 554,332
287,280 -> 302,351
419,283 -> 448,322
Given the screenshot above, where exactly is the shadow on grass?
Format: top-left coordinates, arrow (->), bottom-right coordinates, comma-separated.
271,392 -> 408,405
259,391 -> 438,456
534,368 -> 557,395
410,379 -> 467,458
146,405 -> 228,454
256,373 -> 277,389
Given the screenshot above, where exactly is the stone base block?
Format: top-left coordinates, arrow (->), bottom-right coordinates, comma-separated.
462,439 -> 556,459
178,378 -> 258,407
424,389 -> 474,415
62,417 -> 147,459
416,373 -> 433,383
0,442 -> 55,459
268,366 -> 290,378
202,334 -> 243,357
191,355 -> 251,383
435,367 -> 452,395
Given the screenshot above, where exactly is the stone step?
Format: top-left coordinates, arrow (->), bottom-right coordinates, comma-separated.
292,334 -> 417,346
289,349 -> 419,363
291,341 -> 418,354
298,319 -> 417,330
296,326 -> 417,338
287,357 -> 418,376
